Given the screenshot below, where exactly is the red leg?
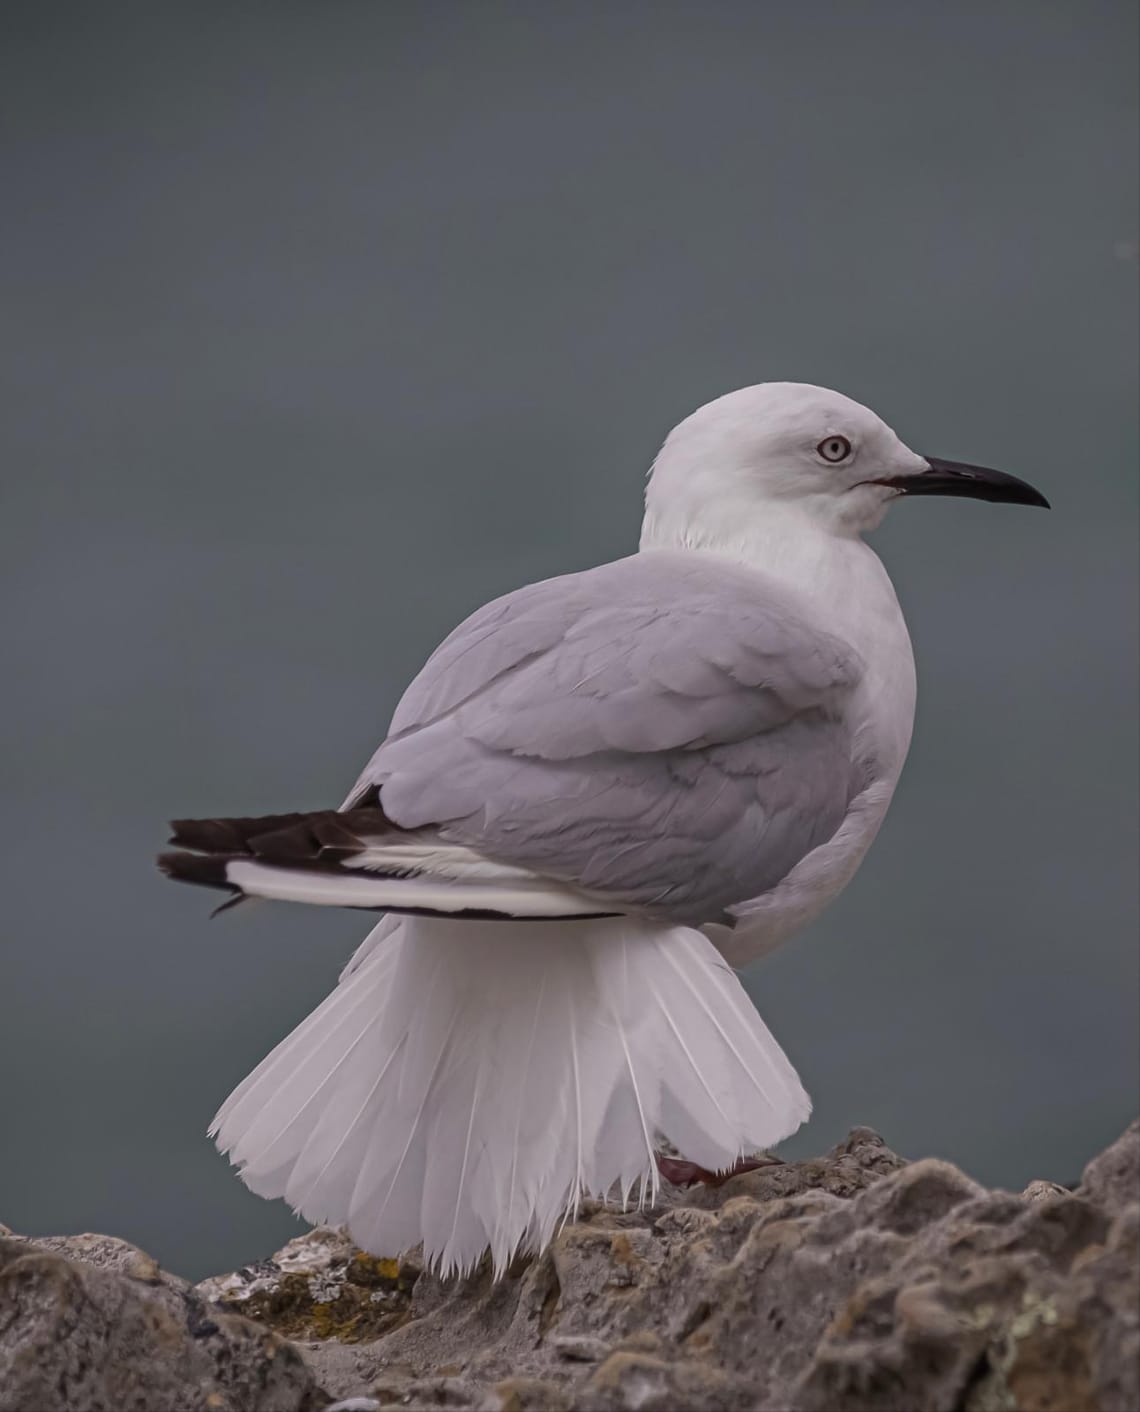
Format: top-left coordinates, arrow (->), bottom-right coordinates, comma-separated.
656,1152 -> 784,1189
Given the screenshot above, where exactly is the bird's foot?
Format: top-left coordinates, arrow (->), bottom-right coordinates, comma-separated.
655,1152 -> 785,1189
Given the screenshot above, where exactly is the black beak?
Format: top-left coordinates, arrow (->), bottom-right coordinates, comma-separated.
878,457 -> 1050,509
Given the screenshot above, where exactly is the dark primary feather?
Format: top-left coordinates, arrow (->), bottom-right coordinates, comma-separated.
160,796 -> 410,893
158,849 -> 237,893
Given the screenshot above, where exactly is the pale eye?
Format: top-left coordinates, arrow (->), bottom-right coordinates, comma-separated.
817,435 -> 853,464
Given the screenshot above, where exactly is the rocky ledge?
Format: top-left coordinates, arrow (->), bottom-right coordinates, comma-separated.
2,1122 -> 1136,1412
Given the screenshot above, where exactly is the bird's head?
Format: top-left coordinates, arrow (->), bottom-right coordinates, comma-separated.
642,382 -> 1048,550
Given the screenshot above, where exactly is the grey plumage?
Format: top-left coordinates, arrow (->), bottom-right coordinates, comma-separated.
348,549 -> 865,923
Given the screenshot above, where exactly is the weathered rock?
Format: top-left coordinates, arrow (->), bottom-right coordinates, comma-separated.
4,1122 -> 1135,1411
190,1123 -> 1138,1411
196,1226 -> 423,1345
1078,1118 -> 1139,1215
0,1231 -> 325,1412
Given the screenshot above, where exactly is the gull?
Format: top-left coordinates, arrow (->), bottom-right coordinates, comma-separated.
159,382 -> 1048,1277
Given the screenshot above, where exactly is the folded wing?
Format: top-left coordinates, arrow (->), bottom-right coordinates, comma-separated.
347,550 -> 865,924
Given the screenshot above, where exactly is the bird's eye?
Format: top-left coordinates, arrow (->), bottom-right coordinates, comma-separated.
817,435 -> 853,463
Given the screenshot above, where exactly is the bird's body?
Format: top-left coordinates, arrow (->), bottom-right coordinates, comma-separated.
161,382 -> 1046,1276
643,494 -> 918,964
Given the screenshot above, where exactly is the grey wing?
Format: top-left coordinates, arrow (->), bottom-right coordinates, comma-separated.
348,551 -> 865,925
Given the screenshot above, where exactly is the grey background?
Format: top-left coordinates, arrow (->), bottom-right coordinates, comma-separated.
1,1 -> 1136,1283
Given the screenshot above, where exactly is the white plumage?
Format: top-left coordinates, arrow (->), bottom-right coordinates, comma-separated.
223,855 -> 609,917
212,914 -> 808,1277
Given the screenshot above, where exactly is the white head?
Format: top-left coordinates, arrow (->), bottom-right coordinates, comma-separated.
641,382 -> 1046,553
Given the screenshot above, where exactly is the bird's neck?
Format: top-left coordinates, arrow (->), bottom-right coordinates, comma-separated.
640,498 -> 877,628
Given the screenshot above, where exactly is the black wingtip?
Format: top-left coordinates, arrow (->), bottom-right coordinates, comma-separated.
157,850 -> 239,894
168,817 -> 257,853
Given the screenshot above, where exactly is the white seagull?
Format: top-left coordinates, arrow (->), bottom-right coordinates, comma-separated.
160,382 -> 1048,1277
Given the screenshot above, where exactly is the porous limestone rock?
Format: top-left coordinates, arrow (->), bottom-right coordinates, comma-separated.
4,1122 -> 1135,1411
199,1122 -> 1140,1411
0,1230 -> 324,1412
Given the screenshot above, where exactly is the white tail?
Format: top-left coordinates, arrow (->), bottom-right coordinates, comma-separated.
212,915 -> 810,1277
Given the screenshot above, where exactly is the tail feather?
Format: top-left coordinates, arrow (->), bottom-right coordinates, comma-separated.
212,914 -> 810,1278
212,936 -> 399,1191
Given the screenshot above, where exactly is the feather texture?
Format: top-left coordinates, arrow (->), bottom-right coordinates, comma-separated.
160,806 -> 619,919
212,912 -> 810,1277
343,551 -> 863,924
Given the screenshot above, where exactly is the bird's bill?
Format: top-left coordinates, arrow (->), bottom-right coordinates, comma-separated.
877,457 -> 1050,508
